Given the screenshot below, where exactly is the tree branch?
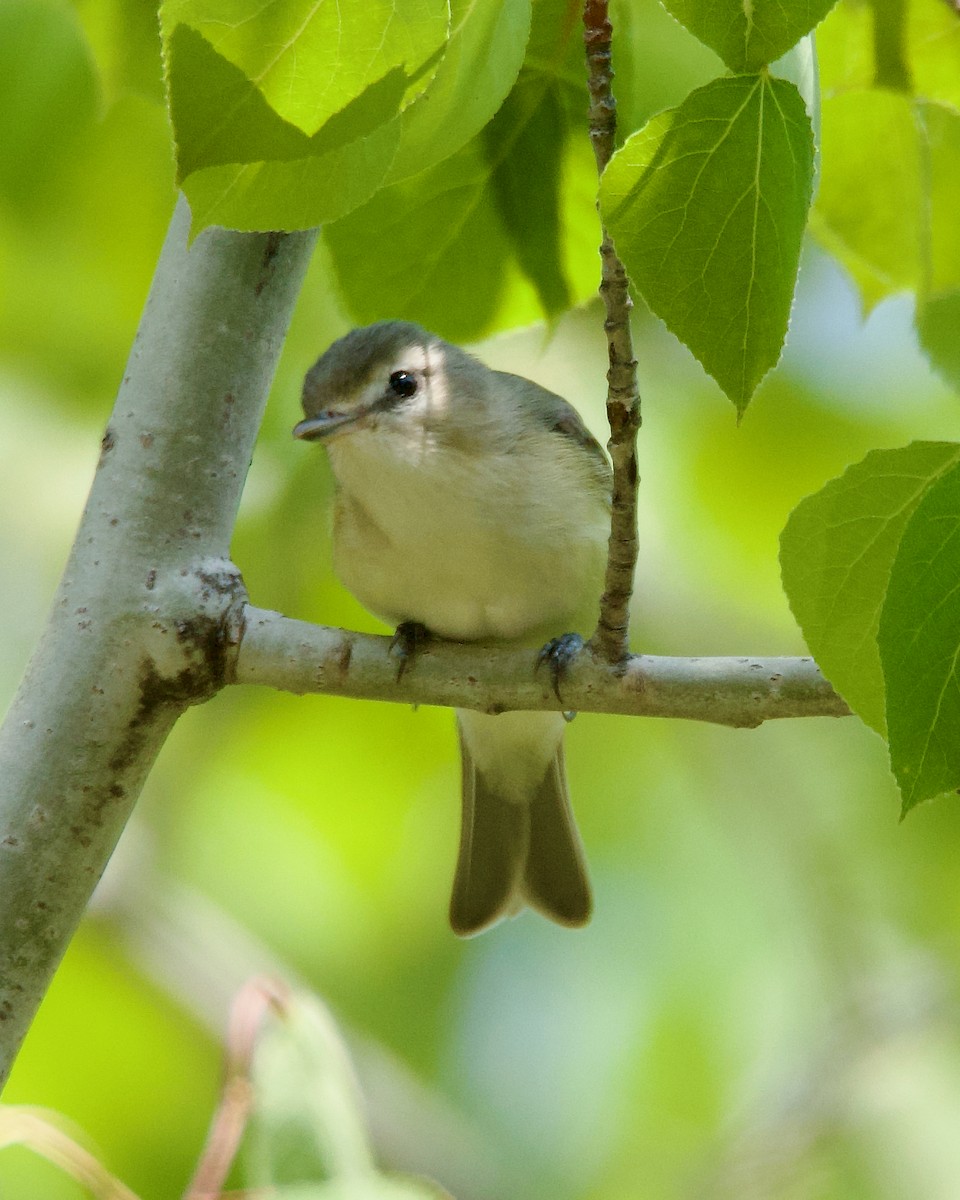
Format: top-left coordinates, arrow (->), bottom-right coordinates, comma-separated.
583,0 -> 642,665
234,608 -> 850,726
0,198 -> 317,1088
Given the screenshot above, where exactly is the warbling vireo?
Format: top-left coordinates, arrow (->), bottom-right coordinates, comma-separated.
294,321 -> 611,935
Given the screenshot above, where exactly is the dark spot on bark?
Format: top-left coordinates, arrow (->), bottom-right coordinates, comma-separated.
221,393 -> 236,429
109,783 -> 125,799
108,565 -> 247,785
98,427 -> 116,466
255,231 -> 285,296
173,612 -> 232,686
3,836 -> 18,846
109,517 -> 119,527
146,569 -> 157,590
70,825 -> 92,847
140,432 -> 154,449
106,660 -> 182,779
338,636 -> 353,675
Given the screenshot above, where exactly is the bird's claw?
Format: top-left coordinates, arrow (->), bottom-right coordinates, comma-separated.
536,632 -> 584,705
390,620 -> 431,682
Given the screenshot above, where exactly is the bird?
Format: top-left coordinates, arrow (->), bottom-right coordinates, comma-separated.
294,321 -> 611,935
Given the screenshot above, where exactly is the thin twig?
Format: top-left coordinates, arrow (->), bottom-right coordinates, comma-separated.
583,0 -> 642,665
183,977 -> 290,1200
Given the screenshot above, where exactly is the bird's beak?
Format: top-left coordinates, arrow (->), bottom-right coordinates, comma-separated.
293,408 -> 365,441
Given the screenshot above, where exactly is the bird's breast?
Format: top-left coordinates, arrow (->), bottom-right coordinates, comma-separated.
327,434 -> 607,643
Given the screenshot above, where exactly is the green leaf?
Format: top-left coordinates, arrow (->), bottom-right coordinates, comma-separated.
879,461 -> 960,812
611,0 -> 727,139
324,139 -> 522,339
325,0 -> 601,335
811,96 -> 960,383
160,0 -> 456,232
160,0 -> 541,240
916,101 -> 960,299
484,76 -> 572,319
0,0 -> 98,211
74,0 -> 165,106
325,77 -> 600,340
660,0 -> 838,72
244,991 -> 448,1198
818,0 -> 960,107
915,102 -> 960,395
247,991 -> 374,1185
165,20 -> 417,232
780,442 -> 960,735
600,73 -> 814,411
810,90 -> 922,311
166,23 -> 322,179
161,0 -> 450,136
383,0 -> 532,185
918,290 -> 960,393
814,0 -> 874,93
907,0 -> 960,110
182,112 -> 402,232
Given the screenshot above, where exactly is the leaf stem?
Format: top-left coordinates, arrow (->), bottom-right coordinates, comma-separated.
583,0 -> 642,665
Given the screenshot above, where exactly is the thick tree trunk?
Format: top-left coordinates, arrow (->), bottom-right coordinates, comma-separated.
0,197 -> 317,1087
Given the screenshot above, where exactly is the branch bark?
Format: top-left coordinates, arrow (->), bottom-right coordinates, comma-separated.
0,197 -> 317,1088
235,609 -> 851,727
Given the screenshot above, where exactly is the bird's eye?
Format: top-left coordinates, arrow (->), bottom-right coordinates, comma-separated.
389,370 -> 418,399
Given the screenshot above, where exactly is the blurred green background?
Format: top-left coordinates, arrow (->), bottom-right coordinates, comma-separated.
3,2 -> 960,1198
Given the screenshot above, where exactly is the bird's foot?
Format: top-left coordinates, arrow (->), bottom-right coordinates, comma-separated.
390,620 -> 432,682
536,632 -> 584,706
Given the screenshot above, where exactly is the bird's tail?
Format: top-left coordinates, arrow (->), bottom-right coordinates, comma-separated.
450,711 -> 591,936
